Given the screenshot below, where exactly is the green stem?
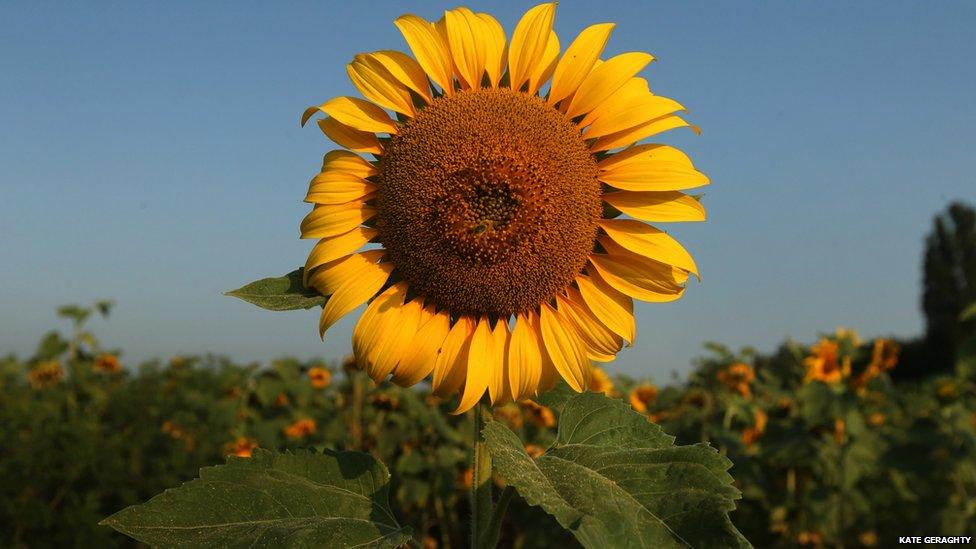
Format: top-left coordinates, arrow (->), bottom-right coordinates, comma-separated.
480,486 -> 514,549
470,403 -> 493,549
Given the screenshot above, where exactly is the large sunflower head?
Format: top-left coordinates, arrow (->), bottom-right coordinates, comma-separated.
300,3 -> 708,413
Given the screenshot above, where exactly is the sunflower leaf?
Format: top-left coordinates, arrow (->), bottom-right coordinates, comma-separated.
225,269 -> 326,311
485,392 -> 750,548
100,448 -> 412,548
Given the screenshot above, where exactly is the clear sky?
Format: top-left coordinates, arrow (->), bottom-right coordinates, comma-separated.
1,1 -> 974,381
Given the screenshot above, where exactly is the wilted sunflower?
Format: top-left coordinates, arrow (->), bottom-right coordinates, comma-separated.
300,3 -> 706,413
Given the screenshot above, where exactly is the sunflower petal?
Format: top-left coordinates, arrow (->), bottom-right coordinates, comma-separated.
598,146 -> 708,192
347,55 -> 417,117
488,319 -> 512,405
454,317 -> 493,414
478,13 -> 507,87
549,23 -> 615,106
305,249 -> 385,297
299,200 -> 376,239
585,95 -> 686,139
564,52 -> 654,119
303,226 -> 378,284
353,284 -> 403,370
392,308 -> 450,387
368,297 -> 425,382
528,31 -> 560,95
443,7 -> 490,90
305,172 -> 376,205
316,117 -> 383,154
318,260 -> 393,337
507,313 -> 542,401
599,218 -> 699,277
394,14 -> 454,95
369,50 -> 433,104
539,303 -> 590,392
315,96 -> 398,134
507,2 -> 557,92
432,316 -> 475,398
557,290 -> 623,362
530,310 -> 561,392
320,150 -> 378,178
576,271 -> 636,344
603,190 -> 707,222
591,114 -> 699,152
577,76 -> 649,127
590,236 -> 687,302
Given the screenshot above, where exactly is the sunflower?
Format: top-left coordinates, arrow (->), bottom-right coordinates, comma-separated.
300,3 -> 706,413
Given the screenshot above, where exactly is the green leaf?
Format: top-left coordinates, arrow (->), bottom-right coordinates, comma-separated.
225,269 -> 326,311
100,448 -> 412,548
485,392 -> 750,549
960,300 -> 976,321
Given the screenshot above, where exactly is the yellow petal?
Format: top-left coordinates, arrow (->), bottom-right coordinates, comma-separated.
313,96 -> 398,134
303,226 -> 378,284
443,7 -> 489,90
603,190 -> 707,222
394,14 -> 454,95
578,76 -> 649,127
305,249 -> 385,297
599,218 -> 699,277
507,313 -> 542,401
507,2 -> 557,92
305,172 -> 376,205
392,307 -> 450,387
558,290 -> 623,362
590,236 -> 686,302
528,31 -> 560,95
320,150 -> 378,178
369,50 -> 433,104
591,114 -> 699,152
478,13 -> 506,87
352,284 -> 403,368
549,23 -> 615,106
539,303 -> 590,392
454,317 -> 493,414
368,297 -> 425,382
564,52 -> 654,119
585,95 -> 685,139
432,316 -> 475,398
299,200 -> 376,239
318,260 -> 393,337
347,55 -> 417,117
576,271 -> 636,344
530,310 -> 561,392
488,319 -> 512,405
316,117 -> 382,155
598,148 -> 708,192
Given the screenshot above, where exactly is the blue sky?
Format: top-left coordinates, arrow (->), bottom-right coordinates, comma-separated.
1,1 -> 974,381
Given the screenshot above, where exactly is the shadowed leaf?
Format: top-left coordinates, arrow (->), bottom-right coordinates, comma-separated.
225,269 -> 326,311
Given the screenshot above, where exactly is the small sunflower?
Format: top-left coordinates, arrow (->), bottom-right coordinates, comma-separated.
308,366 -> 332,389
94,354 -> 122,374
803,339 -> 850,384
301,3 -> 706,412
628,383 -> 658,413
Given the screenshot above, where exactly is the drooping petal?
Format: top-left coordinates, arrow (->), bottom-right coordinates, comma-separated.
591,114 -> 699,152
367,296 -> 425,382
305,172 -> 376,205
392,308 -> 451,386
315,117 -> 383,154
507,2 -> 557,92
507,313 -> 542,401
318,260 -> 393,337
576,271 -> 636,344
549,23 -> 615,106
597,144 -> 709,191
320,150 -> 378,179
454,317 -> 494,413
488,319 -> 512,405
530,310 -> 561,392
432,316 -> 476,398
539,303 -> 590,392
353,284 -> 404,370
584,95 -> 686,139
527,31 -> 560,95
312,97 -> 398,134
589,236 -> 687,302
443,7 -> 489,90
478,13 -> 507,87
557,290 -> 623,362
564,52 -> 654,118
599,218 -> 699,277
369,50 -> 433,104
299,200 -> 376,239
303,226 -> 378,284
347,55 -> 417,117
603,190 -> 707,223
305,249 -> 385,297
394,14 -> 454,95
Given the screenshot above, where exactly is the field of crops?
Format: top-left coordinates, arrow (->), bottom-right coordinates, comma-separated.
3,299 -> 974,547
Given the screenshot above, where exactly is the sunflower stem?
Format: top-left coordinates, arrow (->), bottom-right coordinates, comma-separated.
470,402 -> 495,548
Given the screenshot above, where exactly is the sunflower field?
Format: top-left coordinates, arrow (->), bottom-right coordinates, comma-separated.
3,299 -> 974,548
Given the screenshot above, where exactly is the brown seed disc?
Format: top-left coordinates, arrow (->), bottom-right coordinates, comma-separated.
376,88 -> 601,318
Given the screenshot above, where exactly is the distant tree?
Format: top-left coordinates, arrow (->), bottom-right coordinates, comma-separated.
920,202 -> 976,375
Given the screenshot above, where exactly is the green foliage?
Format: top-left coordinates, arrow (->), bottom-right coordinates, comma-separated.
486,392 -> 748,548
101,449 -> 411,548
225,269 -> 327,311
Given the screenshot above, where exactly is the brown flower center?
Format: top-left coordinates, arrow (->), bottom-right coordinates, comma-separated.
376,88 -> 601,318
